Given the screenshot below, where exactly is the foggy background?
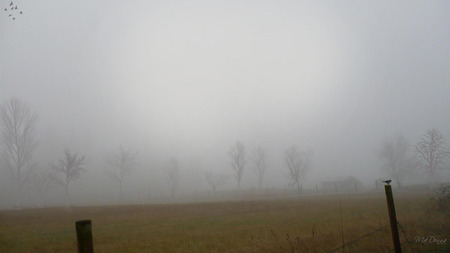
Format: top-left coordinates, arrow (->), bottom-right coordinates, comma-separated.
1,0 -> 450,208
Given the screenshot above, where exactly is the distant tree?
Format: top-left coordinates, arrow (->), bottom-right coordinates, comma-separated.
251,146 -> 267,189
284,146 -> 312,193
229,141 -> 246,189
430,183 -> 450,212
32,167 -> 57,208
204,169 -> 229,192
52,149 -> 86,206
378,135 -> 413,188
187,157 -> 203,196
0,98 -> 38,208
104,146 -> 138,200
163,157 -> 180,200
415,129 -> 450,185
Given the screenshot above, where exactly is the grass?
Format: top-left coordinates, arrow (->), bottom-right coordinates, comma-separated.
0,192 -> 449,252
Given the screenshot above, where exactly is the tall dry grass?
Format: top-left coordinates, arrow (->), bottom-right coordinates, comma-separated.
0,192 -> 448,252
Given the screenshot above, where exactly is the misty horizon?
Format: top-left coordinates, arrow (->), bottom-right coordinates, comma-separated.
1,1 -> 450,208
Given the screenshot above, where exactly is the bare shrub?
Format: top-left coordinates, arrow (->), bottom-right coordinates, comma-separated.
430,183 -> 450,213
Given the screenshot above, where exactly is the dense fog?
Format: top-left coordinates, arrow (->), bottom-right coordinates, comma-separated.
1,1 -> 450,209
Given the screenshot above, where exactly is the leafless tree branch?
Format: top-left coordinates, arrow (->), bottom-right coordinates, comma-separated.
251,146 -> 267,189
378,135 -> 414,188
52,149 -> 86,206
415,129 -> 450,184
284,146 -> 312,193
104,146 -> 139,200
163,157 -> 180,200
32,166 -> 58,207
229,141 -> 246,189
0,97 -> 38,207
204,169 -> 229,192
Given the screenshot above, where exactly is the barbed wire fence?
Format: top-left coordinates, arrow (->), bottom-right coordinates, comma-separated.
397,222 -> 414,252
327,224 -> 390,253
326,221 -> 420,253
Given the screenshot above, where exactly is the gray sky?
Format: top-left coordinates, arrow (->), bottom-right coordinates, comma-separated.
1,0 -> 450,198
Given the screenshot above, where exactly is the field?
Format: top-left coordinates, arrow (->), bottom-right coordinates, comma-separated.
0,192 -> 449,252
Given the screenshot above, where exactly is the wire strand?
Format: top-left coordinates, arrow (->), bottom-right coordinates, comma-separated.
327,225 -> 390,253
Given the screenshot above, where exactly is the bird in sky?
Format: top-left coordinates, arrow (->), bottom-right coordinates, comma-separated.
382,179 -> 392,185
4,1 -> 22,21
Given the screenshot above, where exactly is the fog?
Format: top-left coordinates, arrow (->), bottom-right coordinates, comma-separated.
1,1 -> 450,208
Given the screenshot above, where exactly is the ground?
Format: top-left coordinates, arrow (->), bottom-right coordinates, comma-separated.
0,192 -> 448,252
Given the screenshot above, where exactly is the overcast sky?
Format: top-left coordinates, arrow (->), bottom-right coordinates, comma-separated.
1,0 -> 450,195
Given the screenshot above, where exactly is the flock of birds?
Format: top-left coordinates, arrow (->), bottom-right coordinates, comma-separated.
4,1 -> 22,20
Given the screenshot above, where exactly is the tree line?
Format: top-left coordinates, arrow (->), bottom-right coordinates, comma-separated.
0,97 -> 314,208
2,97 -> 449,208
378,130 -> 450,188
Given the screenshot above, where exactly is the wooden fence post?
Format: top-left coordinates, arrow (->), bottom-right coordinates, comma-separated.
384,184 -> 402,253
76,220 -> 94,253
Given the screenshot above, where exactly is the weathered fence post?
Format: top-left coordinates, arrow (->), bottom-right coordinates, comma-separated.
384,184 -> 402,253
76,220 -> 94,253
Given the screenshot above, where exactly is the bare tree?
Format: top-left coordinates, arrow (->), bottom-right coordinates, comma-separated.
284,146 -> 312,193
415,129 -> 450,185
378,135 -> 413,188
204,169 -> 229,192
32,167 -> 57,208
163,157 -> 180,200
0,98 -> 38,207
229,141 -> 246,189
104,146 -> 138,200
52,149 -> 86,206
251,146 -> 267,189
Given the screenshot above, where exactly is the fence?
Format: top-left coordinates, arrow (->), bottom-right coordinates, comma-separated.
327,222 -> 416,253
75,220 -> 94,253
73,183 -> 445,253
73,220 -> 423,253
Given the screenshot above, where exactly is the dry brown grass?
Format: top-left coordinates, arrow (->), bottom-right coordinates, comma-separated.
0,192 -> 448,252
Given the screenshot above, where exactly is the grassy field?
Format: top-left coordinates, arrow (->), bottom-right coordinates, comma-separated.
0,192 -> 448,252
